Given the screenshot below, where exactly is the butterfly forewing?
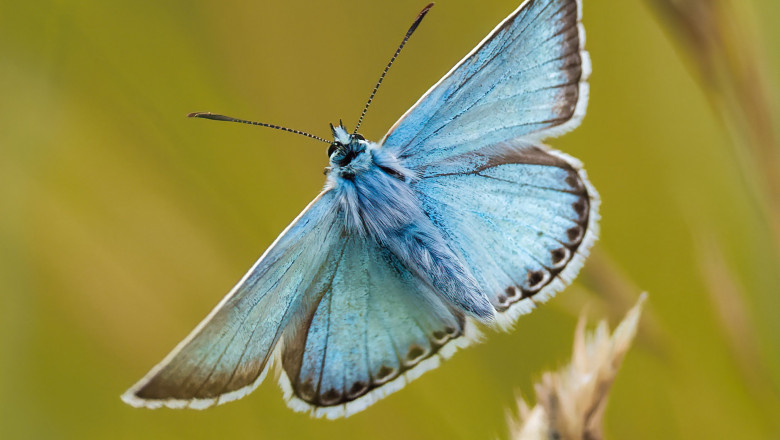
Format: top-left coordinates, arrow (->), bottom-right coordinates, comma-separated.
122,191 -> 342,409
382,0 -> 588,168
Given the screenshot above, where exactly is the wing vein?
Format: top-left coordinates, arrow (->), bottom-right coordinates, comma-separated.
396,0 -> 574,152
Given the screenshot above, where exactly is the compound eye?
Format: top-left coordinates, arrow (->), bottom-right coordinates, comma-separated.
328,144 -> 337,157
353,134 -> 365,141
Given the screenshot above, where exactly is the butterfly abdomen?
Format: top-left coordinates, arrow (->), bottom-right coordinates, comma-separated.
384,222 -> 495,319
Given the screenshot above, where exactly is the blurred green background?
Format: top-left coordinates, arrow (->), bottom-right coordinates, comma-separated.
2,0 -> 779,438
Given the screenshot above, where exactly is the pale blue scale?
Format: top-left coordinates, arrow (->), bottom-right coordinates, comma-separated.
420,173 -> 582,245
418,187 -> 550,300
289,235 -> 466,405
478,163 -> 580,193
383,0 -> 583,168
368,259 -> 436,367
125,192 -> 342,402
364,292 -> 400,385
213,222 -> 343,393
329,238 -> 371,394
218,205 -> 345,393
312,237 -> 369,399
298,290 -> 330,396
415,153 -> 587,307
425,203 -> 527,301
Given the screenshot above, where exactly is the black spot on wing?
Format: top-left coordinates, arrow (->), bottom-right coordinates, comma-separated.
406,345 -> 426,363
551,247 -> 569,267
482,147 -> 594,311
347,381 -> 369,400
572,198 -> 588,221
319,388 -> 342,406
528,270 -> 546,289
566,225 -> 584,244
375,366 -> 396,383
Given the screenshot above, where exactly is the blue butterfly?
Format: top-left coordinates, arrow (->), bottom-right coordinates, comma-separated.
123,0 -> 598,418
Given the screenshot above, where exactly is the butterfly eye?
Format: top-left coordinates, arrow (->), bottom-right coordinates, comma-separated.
353,134 -> 365,141
328,144 -> 337,157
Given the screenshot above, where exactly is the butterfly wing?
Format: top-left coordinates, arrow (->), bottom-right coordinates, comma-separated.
279,233 -> 477,419
122,191 -> 345,409
381,0 -> 596,326
415,142 -> 599,328
381,0 -> 589,169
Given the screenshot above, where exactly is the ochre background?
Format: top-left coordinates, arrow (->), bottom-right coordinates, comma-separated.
2,0 -> 778,438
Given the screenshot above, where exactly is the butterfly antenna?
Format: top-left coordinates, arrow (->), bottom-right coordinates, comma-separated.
352,3 -> 435,135
188,112 -> 331,144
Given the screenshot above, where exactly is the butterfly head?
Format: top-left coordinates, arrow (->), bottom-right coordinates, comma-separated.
328,122 -> 368,168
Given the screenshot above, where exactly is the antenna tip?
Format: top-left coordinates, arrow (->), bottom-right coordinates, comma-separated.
188,112 -> 234,122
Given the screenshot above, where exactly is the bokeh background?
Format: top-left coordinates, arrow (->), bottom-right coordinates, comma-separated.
2,0 -> 778,438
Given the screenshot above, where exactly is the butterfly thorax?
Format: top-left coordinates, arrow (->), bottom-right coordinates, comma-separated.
325,124 -> 418,239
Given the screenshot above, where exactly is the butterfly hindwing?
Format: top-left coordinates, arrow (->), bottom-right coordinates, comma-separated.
415,143 -> 598,327
382,0 -> 588,168
280,234 -> 473,418
122,191 -> 343,409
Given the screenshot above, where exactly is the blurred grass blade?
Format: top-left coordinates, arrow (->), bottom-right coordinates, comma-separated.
646,0 -> 780,251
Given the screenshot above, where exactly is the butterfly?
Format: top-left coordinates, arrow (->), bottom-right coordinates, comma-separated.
122,0 -> 598,419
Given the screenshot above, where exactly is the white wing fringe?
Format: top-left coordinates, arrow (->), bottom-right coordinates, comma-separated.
508,293 -> 647,440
